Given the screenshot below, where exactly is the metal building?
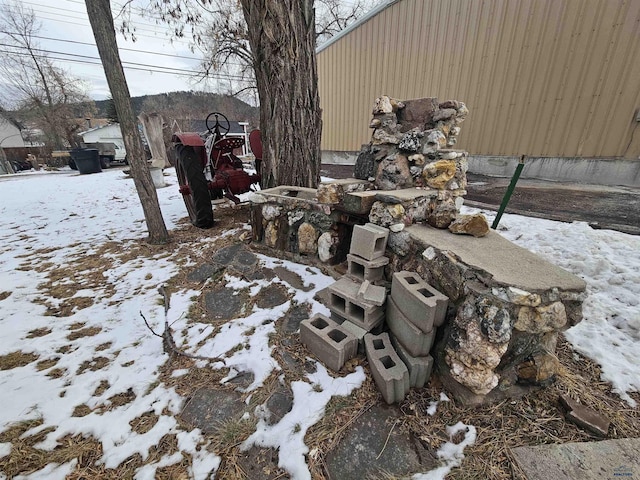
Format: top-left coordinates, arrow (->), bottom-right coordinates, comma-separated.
317,0 -> 640,185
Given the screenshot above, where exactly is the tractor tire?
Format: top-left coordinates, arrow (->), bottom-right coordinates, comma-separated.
175,144 -> 214,228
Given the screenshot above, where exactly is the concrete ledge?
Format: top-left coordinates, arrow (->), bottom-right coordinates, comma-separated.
391,271 -> 448,329
300,314 -> 358,372
386,296 -> 436,357
365,332 -> 410,404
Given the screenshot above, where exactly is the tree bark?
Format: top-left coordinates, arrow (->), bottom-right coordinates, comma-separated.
240,0 -> 322,189
85,0 -> 168,244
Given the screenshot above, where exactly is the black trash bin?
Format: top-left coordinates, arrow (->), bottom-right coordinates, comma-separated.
70,148 -> 102,174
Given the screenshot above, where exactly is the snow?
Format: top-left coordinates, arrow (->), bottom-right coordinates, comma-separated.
0,168 -> 638,479
412,422 -> 477,480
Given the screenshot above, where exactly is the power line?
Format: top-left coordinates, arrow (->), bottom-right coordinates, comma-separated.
4,47 -> 253,82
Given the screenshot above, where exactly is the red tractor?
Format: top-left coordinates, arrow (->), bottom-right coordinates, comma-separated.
172,112 -> 261,228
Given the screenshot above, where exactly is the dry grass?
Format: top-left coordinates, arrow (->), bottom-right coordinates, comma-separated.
35,357 -> 59,371
67,326 -> 102,341
0,291 -> 11,301
25,327 -> 50,338
76,356 -> 110,375
0,351 -> 39,370
130,412 -> 160,435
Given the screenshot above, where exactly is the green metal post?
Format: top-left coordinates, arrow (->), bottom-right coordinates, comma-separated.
491,155 -> 526,229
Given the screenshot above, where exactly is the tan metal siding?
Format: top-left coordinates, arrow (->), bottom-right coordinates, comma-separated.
318,0 -> 640,158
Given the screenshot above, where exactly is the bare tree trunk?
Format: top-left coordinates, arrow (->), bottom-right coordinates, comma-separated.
240,0 -> 322,189
85,0 -> 168,244
139,112 -> 170,169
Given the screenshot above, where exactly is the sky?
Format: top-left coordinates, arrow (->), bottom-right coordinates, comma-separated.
1,0 -> 234,100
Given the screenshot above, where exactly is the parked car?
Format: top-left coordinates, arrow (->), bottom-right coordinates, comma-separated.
83,142 -> 127,168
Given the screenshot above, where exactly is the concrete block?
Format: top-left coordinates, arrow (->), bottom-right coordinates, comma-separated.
341,320 -> 368,354
391,271 -> 448,330
347,253 -> 389,283
356,279 -> 387,306
328,277 -> 385,331
300,314 -> 358,372
390,334 -> 433,388
386,296 -> 436,357
350,223 -> 389,260
364,332 -> 410,404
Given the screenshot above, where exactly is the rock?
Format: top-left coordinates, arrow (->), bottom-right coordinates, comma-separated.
369,201 -> 406,227
423,160 -> 457,189
396,97 -> 439,131
516,352 -> 559,385
265,386 -> 294,425
180,389 -> 248,434
354,144 -> 377,180
369,118 -> 382,128
450,126 -> 461,136
307,211 -> 333,231
262,205 -> 282,221
264,221 -> 278,247
448,214 -> 490,237
444,295 -> 511,395
433,108 -> 457,122
281,303 -> 311,333
297,222 -> 318,254
288,210 -> 305,226
318,231 -> 339,263
387,231 -> 412,256
372,128 -> 401,145
515,302 -> 567,334
559,394 -> 610,437
205,287 -> 244,321
375,154 -> 413,190
427,199 -> 457,229
325,405 -> 433,480
255,284 -> 290,309
389,223 -> 405,233
493,286 -> 542,307
398,130 -> 423,152
439,100 -> 461,109
408,153 -> 425,165
372,95 -> 395,114
317,183 -> 342,204
422,130 -> 446,154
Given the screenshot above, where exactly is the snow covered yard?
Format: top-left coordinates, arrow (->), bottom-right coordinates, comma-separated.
0,168 -> 638,479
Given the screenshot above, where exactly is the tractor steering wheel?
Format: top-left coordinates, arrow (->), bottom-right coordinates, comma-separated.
205,112 -> 230,136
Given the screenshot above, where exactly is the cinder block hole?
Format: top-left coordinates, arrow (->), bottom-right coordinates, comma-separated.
331,294 -> 346,312
405,276 -> 419,285
417,288 -> 434,298
350,304 -> 365,322
374,236 -> 386,253
373,339 -> 385,350
380,355 -> 396,369
349,261 -> 365,279
328,329 -> 347,343
311,317 -> 329,329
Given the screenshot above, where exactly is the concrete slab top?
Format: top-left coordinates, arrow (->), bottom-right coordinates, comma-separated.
319,178 -> 371,186
406,225 -> 586,292
511,438 -> 640,480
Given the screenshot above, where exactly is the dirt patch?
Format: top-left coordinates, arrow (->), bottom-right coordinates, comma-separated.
130,412 -> 160,435
93,380 -> 110,397
72,404 -> 92,417
76,356 -> 110,375
25,327 -> 51,338
67,326 -> 102,341
0,351 -> 39,370
0,291 -> 11,300
94,342 -> 112,352
35,357 -> 60,371
46,367 -> 66,378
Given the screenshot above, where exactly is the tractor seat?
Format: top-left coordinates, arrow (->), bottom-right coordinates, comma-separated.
213,137 -> 245,152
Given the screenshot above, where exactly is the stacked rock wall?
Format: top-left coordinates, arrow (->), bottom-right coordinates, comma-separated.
355,96 -> 470,230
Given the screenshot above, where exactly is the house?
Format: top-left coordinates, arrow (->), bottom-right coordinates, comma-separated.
317,0 -> 640,186
0,111 -> 26,175
0,111 -> 25,148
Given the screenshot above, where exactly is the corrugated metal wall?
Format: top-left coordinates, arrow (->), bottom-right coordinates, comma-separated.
317,0 -> 640,158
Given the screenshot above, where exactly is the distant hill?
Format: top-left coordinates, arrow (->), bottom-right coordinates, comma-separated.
93,91 -> 259,128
